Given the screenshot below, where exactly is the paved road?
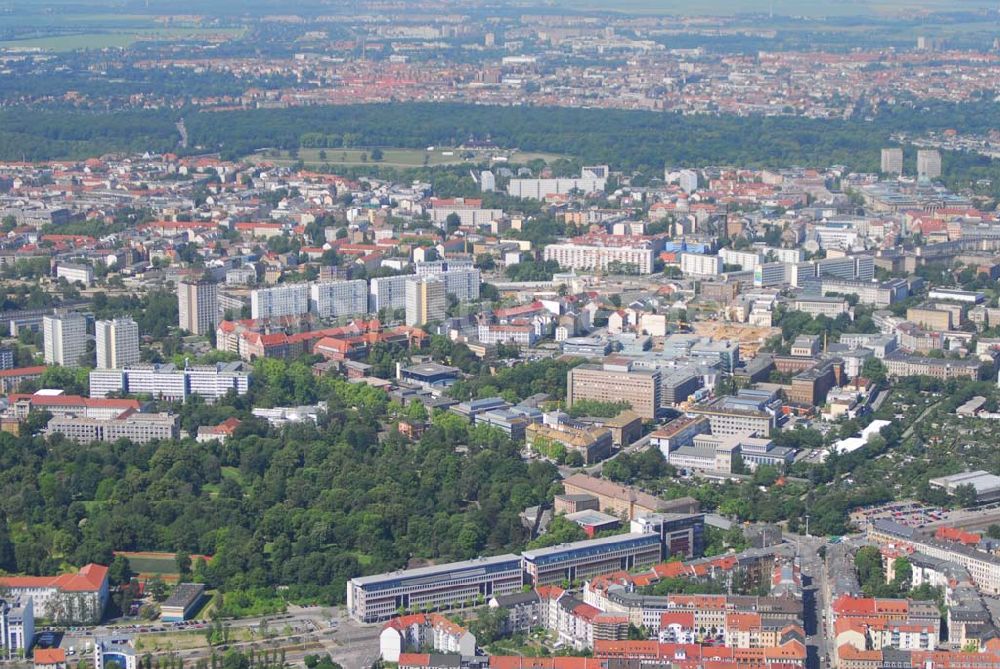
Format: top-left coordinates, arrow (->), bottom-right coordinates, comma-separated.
784,533 -> 832,669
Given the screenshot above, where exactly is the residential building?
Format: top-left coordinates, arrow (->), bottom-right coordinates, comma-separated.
568,359 -> 661,420
310,280 -> 368,319
380,614 -> 477,663
881,148 -> 903,174
508,176 -> 607,200
917,149 -> 942,180
680,252 -> 723,277
477,324 -> 537,346
43,312 -> 88,367
95,318 -> 140,370
544,242 -> 655,275
347,554 -> 524,623
0,563 -> 108,624
251,284 -> 310,320
178,279 -> 219,335
370,274 -> 410,313
405,276 -> 447,326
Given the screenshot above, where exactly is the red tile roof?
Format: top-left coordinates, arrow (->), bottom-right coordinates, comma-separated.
0,563 -> 107,593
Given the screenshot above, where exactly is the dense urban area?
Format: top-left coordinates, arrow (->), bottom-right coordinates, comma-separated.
7,1 -> 1000,669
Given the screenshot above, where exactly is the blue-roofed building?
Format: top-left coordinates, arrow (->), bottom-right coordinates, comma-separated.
347,554 -> 524,623
521,532 -> 663,585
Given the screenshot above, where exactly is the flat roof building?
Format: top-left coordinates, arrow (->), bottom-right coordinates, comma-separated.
347,555 -> 523,623
521,533 -> 663,585
568,360 -> 661,420
160,583 -> 206,622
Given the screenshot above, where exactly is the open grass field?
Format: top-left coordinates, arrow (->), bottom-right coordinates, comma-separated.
0,27 -> 245,52
115,551 -> 213,581
249,147 -> 565,169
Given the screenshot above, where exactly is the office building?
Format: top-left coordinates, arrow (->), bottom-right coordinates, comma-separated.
477,324 -> 537,346
568,359 -> 661,420
89,362 -> 251,402
630,513 -> 705,560
56,263 -> 94,286
753,262 -> 790,288
0,597 -> 33,655
178,279 -> 219,335
525,421 -> 613,465
46,412 -> 179,444
680,252 -> 723,277
818,278 -> 909,307
310,280 -> 368,319
917,149 -> 942,180
405,276 -> 446,326
881,148 -> 904,175
521,533 -> 663,585
95,318 -> 140,370
43,312 -> 88,367
882,352 -> 981,380
250,284 -> 310,320
544,242 -> 655,275
347,554 -> 523,623
686,398 -> 775,437
370,274 -> 411,313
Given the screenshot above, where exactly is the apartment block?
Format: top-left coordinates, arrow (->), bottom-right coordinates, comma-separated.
544,242 -> 655,275
370,274 -> 411,313
881,147 -> 904,174
178,279 -> 219,335
917,149 -> 942,180
405,276 -> 447,326
89,362 -> 251,402
680,252 -> 723,277
251,284 -> 310,320
310,280 -> 368,319
95,318 -> 140,370
43,312 -> 88,367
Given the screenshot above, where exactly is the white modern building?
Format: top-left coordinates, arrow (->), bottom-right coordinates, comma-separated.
370,274 -> 411,313
405,276 -> 447,326
310,280 -> 368,319
43,313 -> 88,367
89,362 -> 250,402
544,243 -> 655,275
250,284 -> 310,320
0,597 -> 33,656
46,412 -> 179,444
95,318 -> 140,370
680,252 -> 723,277
917,149 -> 942,180
56,263 -> 94,286
178,279 -> 219,336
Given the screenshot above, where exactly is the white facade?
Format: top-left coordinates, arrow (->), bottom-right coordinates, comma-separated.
416,260 -> 476,276
370,274 -> 410,313
43,313 -> 88,367
881,148 -> 903,174
680,252 -> 723,277
178,280 -> 219,335
310,280 -> 368,319
678,169 -> 699,194
719,248 -> 760,271
544,243 -> 655,275
89,363 -> 250,403
0,597 -> 33,655
917,149 -> 942,180
95,318 -> 140,370
56,263 -> 94,286
508,177 -> 606,200
46,413 -> 179,444
440,270 -> 481,303
251,284 -> 310,320
480,171 -> 496,193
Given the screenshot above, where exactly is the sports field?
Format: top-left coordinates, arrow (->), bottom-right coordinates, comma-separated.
115,551 -> 213,582
250,147 -> 565,169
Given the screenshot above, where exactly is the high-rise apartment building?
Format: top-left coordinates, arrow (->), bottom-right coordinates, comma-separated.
405,277 -> 447,326
881,148 -> 903,175
309,280 -> 368,319
370,274 -> 410,313
250,284 -> 310,320
95,318 -> 140,370
43,312 -> 88,367
917,149 -> 942,180
178,279 -> 219,335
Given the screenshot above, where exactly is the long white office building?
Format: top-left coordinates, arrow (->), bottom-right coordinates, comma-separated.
544,243 -> 655,275
250,284 -> 310,320
347,554 -> 524,623
89,362 -> 250,402
310,280 -> 368,319
46,412 -> 179,444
